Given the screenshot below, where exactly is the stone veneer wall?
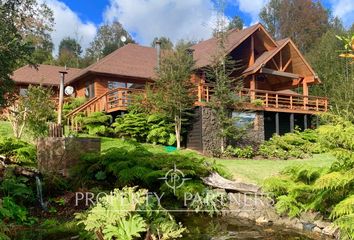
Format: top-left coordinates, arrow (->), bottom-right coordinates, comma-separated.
37,137 -> 101,176
237,111 -> 265,148
201,107 -> 224,156
198,107 -> 265,155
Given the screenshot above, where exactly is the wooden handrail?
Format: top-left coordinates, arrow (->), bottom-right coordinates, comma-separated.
196,83 -> 328,113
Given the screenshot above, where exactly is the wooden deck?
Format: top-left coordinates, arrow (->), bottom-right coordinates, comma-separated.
67,84 -> 328,127
196,83 -> 328,114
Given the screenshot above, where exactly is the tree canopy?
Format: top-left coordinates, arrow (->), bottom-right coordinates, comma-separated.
56,37 -> 82,68
0,0 -> 53,107
260,0 -> 329,52
151,37 -> 174,50
84,21 -> 134,65
227,16 -> 244,30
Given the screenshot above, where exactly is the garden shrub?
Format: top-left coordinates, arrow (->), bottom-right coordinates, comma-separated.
63,97 -> 86,116
76,112 -> 113,136
0,137 -> 36,165
70,141 -> 229,204
263,116 -> 354,238
112,113 -> 148,141
113,112 -> 176,145
224,145 -> 254,158
76,187 -> 186,240
258,129 -> 325,159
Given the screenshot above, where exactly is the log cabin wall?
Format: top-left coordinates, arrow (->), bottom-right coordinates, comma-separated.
95,77 -> 108,96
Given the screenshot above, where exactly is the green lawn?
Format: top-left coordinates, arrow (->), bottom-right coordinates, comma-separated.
0,120 -> 336,185
215,153 -> 335,184
0,120 -> 13,138
98,136 -> 336,184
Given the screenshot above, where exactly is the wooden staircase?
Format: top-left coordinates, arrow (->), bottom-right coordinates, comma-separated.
66,87 -> 143,130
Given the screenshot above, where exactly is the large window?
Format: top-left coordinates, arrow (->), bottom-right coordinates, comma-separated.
108,81 -> 145,89
108,81 -> 127,89
19,87 -> 28,96
232,112 -> 256,128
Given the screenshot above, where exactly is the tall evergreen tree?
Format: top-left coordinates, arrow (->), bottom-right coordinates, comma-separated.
206,1 -> 244,154
84,21 -> 134,65
151,44 -> 195,149
57,37 -> 82,68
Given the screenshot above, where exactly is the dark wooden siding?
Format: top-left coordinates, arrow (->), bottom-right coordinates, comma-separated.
186,107 -> 203,152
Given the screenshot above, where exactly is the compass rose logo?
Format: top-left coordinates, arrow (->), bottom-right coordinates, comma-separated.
159,164 -> 191,194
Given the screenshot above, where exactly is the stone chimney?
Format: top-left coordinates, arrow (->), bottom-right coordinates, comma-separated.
155,40 -> 161,70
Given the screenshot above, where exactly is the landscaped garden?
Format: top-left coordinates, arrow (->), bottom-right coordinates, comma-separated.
2,0 -> 354,239
1,112 -> 353,239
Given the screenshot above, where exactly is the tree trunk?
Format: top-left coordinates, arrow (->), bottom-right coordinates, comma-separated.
203,172 -> 263,194
175,115 -> 181,149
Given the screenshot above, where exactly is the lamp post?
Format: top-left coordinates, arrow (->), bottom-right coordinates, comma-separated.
58,70 -> 68,125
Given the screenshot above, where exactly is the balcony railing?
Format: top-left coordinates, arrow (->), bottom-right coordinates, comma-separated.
67,84 -> 329,125
196,83 -> 328,113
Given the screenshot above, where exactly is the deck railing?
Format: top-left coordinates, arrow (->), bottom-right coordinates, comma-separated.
67,84 -> 328,126
196,83 -> 328,113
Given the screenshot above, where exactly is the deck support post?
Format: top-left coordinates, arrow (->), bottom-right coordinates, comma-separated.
316,115 -> 319,128
303,78 -> 308,110
304,114 -> 308,130
250,75 -> 256,101
290,113 -> 294,133
275,112 -> 280,135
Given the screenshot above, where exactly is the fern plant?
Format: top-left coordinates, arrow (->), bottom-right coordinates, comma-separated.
76,187 -> 186,240
76,112 -> 113,136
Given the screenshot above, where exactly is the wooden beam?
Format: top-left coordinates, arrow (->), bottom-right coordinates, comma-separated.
271,58 -> 279,70
249,35 -> 255,66
280,50 -> 283,70
282,59 -> 292,71
260,67 -> 301,79
275,112 -> 280,135
303,78 -> 309,110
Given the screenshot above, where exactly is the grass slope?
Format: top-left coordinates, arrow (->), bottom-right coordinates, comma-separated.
216,153 -> 335,184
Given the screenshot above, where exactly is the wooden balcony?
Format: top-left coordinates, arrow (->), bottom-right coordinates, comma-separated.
67,84 -> 328,126
196,83 -> 328,114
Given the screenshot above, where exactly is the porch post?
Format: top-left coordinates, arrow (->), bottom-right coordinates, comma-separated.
303,78 -> 308,110
290,113 -> 294,133
275,112 -> 280,135
250,75 -> 256,101
304,114 -> 308,130
58,70 -> 67,125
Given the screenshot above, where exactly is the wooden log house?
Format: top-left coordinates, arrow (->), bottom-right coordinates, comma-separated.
10,23 -> 328,153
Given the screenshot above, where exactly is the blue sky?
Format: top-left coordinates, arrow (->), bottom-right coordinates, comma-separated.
43,0 -> 353,55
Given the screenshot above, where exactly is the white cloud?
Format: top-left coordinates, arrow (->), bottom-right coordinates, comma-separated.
43,0 -> 97,56
103,0 -> 218,46
229,0 -> 268,22
329,0 -> 354,27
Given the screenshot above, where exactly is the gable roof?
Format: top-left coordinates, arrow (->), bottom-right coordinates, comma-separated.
190,23 -> 277,68
12,64 -> 81,87
242,38 -> 319,83
66,44 -> 158,84
242,38 -> 289,75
